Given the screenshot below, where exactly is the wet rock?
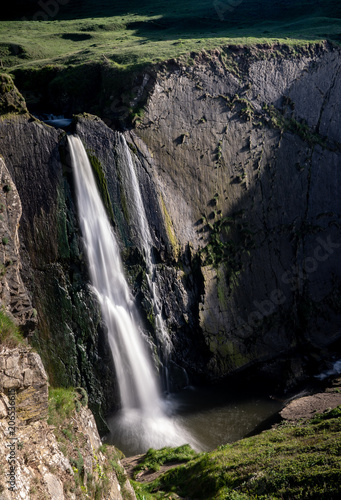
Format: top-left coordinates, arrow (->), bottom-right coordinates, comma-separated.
0,115 -> 118,428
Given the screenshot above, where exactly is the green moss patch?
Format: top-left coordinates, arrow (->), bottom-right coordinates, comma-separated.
0,73 -> 28,116
199,210 -> 254,292
86,150 -> 115,226
263,103 -> 330,149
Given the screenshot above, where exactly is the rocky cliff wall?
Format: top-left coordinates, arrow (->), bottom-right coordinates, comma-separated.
0,156 -> 36,332
0,347 -> 134,499
74,115 -> 208,385
2,42 -> 341,412
129,42 -> 341,388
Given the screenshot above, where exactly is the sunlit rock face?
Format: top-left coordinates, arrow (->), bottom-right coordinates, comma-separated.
0,347 -> 48,422
0,347 -> 132,500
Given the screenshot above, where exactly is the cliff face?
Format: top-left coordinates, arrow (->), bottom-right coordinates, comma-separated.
75,116 -> 208,386
0,157 -> 36,332
0,347 -> 133,499
129,43 -> 341,387
2,43 -> 341,412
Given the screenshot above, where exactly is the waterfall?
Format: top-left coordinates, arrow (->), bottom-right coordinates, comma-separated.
68,135 -> 195,454
118,137 -> 172,389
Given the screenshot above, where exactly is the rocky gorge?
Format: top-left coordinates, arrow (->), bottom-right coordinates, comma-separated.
1,40 -> 341,497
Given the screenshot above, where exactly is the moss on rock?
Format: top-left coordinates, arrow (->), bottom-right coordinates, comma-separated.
86,150 -> 116,226
0,73 -> 28,116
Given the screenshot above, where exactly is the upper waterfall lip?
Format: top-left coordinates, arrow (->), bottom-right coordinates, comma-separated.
34,114 -> 73,129
45,118 -> 73,128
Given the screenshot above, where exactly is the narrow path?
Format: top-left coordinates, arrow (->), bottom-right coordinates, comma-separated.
122,455 -> 187,483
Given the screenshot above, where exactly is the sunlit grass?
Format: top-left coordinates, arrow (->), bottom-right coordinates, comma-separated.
132,407 -> 341,499
0,0 -> 340,73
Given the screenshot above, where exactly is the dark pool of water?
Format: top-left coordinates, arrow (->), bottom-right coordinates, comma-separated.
106,385 -> 284,456
167,385 -> 283,450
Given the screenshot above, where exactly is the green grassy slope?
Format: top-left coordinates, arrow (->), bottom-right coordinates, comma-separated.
132,407 -> 341,499
0,0 -> 340,73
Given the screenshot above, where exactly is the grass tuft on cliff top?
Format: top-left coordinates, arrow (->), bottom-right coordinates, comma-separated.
132,406 -> 341,499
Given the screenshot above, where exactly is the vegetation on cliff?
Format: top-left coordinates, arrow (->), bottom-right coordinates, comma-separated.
0,73 -> 28,116
0,0 -> 340,120
48,386 -> 133,499
0,309 -> 25,347
132,406 -> 341,499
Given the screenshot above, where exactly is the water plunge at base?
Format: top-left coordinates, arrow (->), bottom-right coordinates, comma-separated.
68,135 -> 196,453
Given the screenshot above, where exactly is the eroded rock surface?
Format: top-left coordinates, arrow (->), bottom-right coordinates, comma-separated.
0,348 -> 133,499
0,157 -> 36,330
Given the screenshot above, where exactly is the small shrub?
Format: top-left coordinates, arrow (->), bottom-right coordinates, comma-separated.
75,386 -> 88,407
2,237 -> 8,245
71,449 -> 84,479
62,428 -> 73,442
47,387 -> 77,426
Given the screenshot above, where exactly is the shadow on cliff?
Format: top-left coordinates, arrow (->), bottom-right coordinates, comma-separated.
197,110 -> 341,391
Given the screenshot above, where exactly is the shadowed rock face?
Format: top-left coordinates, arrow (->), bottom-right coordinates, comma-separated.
0,83 -> 117,425
0,157 -> 36,331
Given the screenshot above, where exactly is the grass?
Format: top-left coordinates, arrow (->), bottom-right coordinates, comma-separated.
0,308 -> 25,347
133,444 -> 198,477
132,407 -> 341,499
47,386 -> 79,426
0,1 -> 340,111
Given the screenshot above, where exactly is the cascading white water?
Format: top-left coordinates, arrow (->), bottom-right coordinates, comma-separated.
118,137 -> 172,387
68,134 -> 196,454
